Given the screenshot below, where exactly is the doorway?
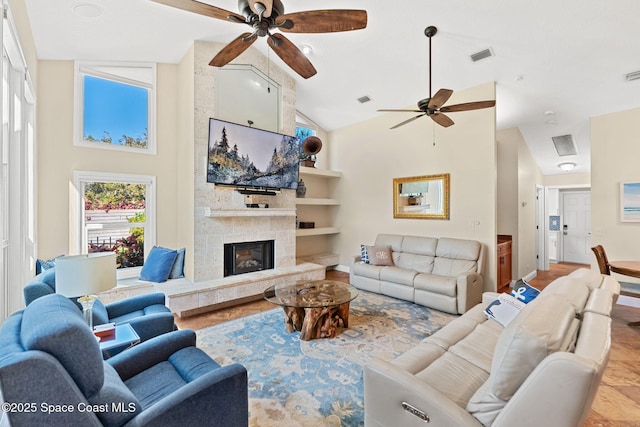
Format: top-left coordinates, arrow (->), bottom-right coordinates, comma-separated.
561,190 -> 592,264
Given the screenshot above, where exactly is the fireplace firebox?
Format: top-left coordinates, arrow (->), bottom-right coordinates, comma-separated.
224,240 -> 274,277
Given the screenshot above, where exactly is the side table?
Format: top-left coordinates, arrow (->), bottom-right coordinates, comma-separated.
98,323 -> 140,358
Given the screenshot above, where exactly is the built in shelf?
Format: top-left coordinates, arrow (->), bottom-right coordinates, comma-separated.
204,207 -> 296,218
295,198 -> 340,206
296,226 -> 340,237
297,252 -> 340,267
299,166 -> 342,178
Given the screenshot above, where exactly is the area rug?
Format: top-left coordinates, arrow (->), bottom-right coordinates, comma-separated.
196,290 -> 457,427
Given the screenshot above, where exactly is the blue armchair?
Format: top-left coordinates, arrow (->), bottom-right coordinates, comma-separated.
24,269 -> 176,343
0,294 -> 249,427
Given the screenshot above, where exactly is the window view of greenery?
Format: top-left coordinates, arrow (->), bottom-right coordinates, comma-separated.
84,182 -> 146,269
83,75 -> 149,148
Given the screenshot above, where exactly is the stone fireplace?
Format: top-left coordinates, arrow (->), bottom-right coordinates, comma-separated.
224,239 -> 274,277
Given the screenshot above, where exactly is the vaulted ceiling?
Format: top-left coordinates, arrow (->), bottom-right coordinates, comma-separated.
24,0 -> 640,175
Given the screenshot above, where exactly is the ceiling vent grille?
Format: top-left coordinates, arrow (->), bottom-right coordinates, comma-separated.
625,70 -> 640,81
470,48 -> 494,62
357,95 -> 371,104
552,134 -> 578,156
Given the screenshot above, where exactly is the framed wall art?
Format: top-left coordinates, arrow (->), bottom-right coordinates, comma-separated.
620,181 -> 640,222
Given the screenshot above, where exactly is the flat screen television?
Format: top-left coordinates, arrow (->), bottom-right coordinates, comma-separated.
207,118 -> 299,191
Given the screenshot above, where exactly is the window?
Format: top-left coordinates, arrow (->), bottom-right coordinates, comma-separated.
295,113 -> 317,141
75,172 -> 156,279
295,112 -> 318,164
74,61 -> 156,154
1,6 -> 36,320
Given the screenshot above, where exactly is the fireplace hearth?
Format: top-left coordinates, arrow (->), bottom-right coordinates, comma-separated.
224,240 -> 275,277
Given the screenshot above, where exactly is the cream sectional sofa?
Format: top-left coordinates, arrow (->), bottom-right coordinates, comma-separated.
351,234 -> 485,314
364,268 -> 620,427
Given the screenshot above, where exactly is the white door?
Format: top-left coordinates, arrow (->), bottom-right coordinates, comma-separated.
561,191 -> 591,264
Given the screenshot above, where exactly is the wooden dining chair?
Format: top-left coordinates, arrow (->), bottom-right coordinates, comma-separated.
591,245 -> 640,326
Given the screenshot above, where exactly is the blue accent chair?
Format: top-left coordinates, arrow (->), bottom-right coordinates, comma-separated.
24,268 -> 176,343
0,294 -> 249,427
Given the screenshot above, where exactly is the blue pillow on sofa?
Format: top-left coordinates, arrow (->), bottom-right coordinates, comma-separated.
169,247 -> 186,279
139,246 -> 178,283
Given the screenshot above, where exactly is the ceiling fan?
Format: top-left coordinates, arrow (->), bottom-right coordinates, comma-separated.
379,26 -> 496,129
152,0 -> 367,79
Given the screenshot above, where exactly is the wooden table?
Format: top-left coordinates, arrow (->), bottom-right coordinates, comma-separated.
609,261 -> 640,279
264,280 -> 359,341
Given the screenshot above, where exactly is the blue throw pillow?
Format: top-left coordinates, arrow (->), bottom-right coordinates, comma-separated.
169,247 -> 186,279
510,281 -> 540,304
36,255 -> 64,274
139,246 -> 178,283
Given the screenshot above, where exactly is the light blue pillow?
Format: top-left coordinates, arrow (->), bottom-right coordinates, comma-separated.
169,247 -> 186,279
139,246 -> 178,283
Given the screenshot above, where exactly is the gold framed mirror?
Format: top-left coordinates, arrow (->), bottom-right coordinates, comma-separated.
393,173 -> 450,219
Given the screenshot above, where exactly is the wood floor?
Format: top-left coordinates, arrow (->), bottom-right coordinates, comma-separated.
175,264 -> 640,426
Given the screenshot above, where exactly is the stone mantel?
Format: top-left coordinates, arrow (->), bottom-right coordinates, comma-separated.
203,207 -> 296,218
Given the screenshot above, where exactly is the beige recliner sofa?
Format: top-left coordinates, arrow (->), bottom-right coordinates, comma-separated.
363,268 -> 620,427
351,234 -> 485,314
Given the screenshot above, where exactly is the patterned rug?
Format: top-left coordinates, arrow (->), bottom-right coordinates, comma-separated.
196,290 -> 457,427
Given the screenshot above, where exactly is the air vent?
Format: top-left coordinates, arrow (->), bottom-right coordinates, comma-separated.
470,48 -> 494,62
552,134 -> 578,156
357,95 -> 371,104
625,70 -> 640,81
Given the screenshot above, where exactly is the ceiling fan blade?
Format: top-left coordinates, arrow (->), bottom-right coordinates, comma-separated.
390,114 -> 426,130
440,100 -> 496,113
278,10 -> 367,33
431,112 -> 455,128
209,33 -> 257,67
249,0 -> 272,18
152,0 -> 244,22
378,109 -> 423,113
267,33 -> 317,79
428,88 -> 453,109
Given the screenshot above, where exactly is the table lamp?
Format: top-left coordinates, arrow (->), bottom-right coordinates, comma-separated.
55,252 -> 117,329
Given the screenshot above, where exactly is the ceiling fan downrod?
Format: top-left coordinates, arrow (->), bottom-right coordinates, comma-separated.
424,26 -> 437,100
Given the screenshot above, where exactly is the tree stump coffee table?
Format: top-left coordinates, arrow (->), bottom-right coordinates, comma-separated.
263,280 -> 359,341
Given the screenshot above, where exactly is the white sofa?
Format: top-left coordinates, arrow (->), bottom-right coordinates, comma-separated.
351,234 -> 485,314
363,268 -> 620,427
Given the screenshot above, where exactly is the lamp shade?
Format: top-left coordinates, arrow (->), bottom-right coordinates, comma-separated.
55,252 -> 116,297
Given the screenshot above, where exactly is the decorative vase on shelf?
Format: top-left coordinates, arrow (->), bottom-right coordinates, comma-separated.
296,179 -> 306,198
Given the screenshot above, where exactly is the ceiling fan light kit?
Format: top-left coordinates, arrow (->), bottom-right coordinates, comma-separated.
153,0 -> 367,79
379,25 -> 496,129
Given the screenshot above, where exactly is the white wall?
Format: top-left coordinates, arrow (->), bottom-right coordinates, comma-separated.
37,61 -> 181,258
176,45 -> 196,278
543,173 -> 590,187
328,82 -> 499,291
517,134 -> 543,278
497,128 -> 520,277
8,0 -> 37,85
591,106 -> 640,283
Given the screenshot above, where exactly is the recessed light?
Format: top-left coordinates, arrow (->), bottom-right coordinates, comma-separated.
72,2 -> 103,18
300,45 -> 313,56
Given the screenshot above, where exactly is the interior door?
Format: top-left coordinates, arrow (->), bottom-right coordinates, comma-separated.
561,191 -> 591,264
